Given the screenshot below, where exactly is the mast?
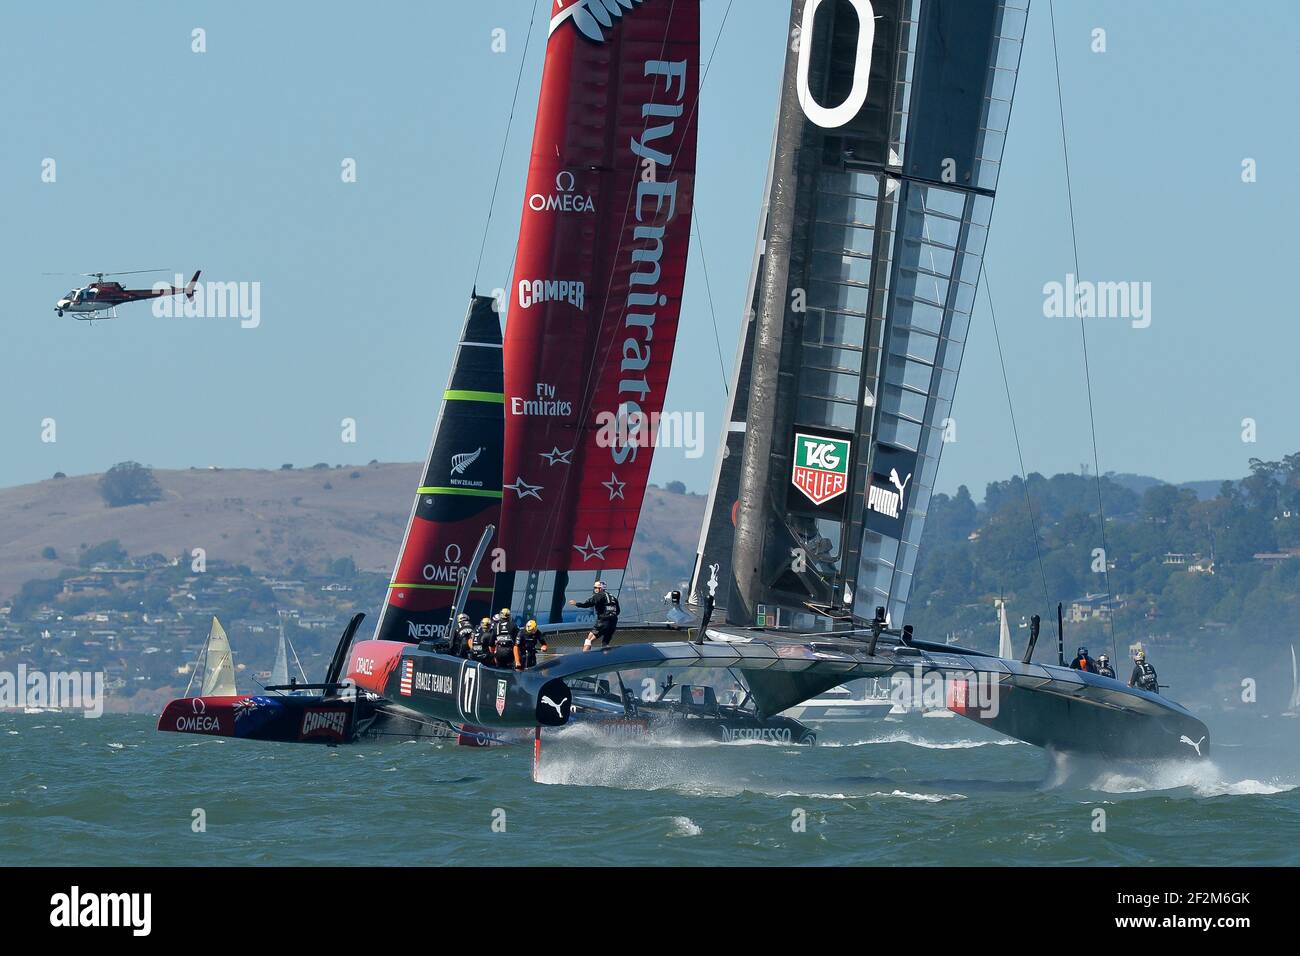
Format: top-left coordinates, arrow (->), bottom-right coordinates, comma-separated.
731,2 -> 809,624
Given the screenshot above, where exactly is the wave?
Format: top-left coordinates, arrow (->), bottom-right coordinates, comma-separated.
868,789 -> 967,802
668,816 -> 701,837
820,730 -> 1020,750
1047,752 -> 1297,797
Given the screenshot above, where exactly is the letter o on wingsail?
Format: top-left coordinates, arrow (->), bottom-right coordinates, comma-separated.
796,0 -> 876,129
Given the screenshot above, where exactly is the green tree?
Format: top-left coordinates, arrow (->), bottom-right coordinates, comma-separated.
98,461 -> 163,508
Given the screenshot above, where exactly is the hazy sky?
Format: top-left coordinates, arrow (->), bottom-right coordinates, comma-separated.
2,0 -> 1296,499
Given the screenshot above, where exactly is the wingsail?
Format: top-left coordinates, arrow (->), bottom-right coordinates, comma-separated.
691,0 -> 1028,630
373,294 -> 505,643
497,0 -> 700,622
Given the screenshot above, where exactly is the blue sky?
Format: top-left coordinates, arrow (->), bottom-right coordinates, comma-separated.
1,0 -> 1296,498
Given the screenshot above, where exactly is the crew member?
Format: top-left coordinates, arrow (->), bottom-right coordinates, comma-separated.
1096,653 -> 1116,679
1069,646 -> 1096,673
471,617 -> 493,662
569,580 -> 620,652
491,607 -> 521,670
1129,649 -> 1159,693
449,613 -> 475,658
520,619 -> 548,668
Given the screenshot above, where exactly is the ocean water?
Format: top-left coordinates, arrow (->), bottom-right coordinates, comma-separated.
1,710 -> 1297,866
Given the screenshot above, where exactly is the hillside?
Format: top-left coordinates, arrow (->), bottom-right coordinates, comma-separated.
0,464 -> 706,601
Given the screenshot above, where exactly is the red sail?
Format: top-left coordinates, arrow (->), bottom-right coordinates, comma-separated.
499,0 -> 699,573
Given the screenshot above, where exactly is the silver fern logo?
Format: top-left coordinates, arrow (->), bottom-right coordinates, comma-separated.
451,447 -> 484,476
550,0 -> 647,41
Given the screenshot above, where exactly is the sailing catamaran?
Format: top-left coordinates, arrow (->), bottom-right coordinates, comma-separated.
160,0 -> 1208,761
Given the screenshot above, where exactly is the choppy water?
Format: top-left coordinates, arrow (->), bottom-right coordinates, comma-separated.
2,710 -> 1297,866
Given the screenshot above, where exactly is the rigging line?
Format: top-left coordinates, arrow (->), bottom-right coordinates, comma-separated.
980,262 -> 1052,614
473,0 -> 542,291
692,213 -> 729,396
1049,0 -> 1118,663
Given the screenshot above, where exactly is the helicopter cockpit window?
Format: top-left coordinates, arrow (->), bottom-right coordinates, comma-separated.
63,290 -> 77,301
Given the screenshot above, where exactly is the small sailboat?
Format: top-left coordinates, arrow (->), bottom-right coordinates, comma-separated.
184,617 -> 237,697
996,599 -> 1014,659
268,615 -> 309,693
1283,645 -> 1299,718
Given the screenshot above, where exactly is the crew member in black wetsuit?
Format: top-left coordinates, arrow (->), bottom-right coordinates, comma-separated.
491,608 -> 521,670
471,617 -> 493,661
1095,654 -> 1116,679
1069,646 -> 1097,673
520,619 -> 548,668
570,580 -> 620,652
1129,649 -> 1159,693
448,613 -> 474,658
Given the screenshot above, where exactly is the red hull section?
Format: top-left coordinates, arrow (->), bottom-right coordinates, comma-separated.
499,0 -> 699,573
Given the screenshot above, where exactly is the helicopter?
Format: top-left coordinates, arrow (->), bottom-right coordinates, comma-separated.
49,269 -> 200,321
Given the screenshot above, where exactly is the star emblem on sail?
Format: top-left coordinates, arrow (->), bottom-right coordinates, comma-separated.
549,0 -> 647,41
540,447 -> 573,466
573,534 -> 609,562
506,477 -> 543,501
602,472 -> 625,500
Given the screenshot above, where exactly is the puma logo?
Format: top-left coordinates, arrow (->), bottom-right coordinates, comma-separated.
1179,734 -> 1205,757
541,695 -> 568,720
889,468 -> 912,497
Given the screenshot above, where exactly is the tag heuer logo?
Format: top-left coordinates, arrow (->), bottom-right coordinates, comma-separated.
791,433 -> 850,506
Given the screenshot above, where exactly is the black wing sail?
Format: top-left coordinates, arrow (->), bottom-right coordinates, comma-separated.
373,294 -> 505,644
691,0 -> 1028,630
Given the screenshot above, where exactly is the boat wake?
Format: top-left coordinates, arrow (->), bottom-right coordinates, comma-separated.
1045,751 -> 1297,798
820,730 -> 1020,750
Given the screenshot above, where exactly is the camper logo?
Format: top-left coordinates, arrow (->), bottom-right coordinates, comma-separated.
301,708 -> 348,741
791,432 -> 851,506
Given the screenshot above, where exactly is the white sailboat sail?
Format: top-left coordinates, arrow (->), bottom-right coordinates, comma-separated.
200,617 -> 237,697
270,617 -> 290,687
997,600 -> 1014,660
1288,645 -> 1299,713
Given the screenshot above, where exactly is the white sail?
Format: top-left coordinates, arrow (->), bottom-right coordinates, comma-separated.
200,617 -> 237,697
997,601 -> 1014,660
270,617 -> 290,687
1289,645 -> 1299,711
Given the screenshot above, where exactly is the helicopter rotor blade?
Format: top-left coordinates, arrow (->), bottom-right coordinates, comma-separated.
79,269 -> 172,278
